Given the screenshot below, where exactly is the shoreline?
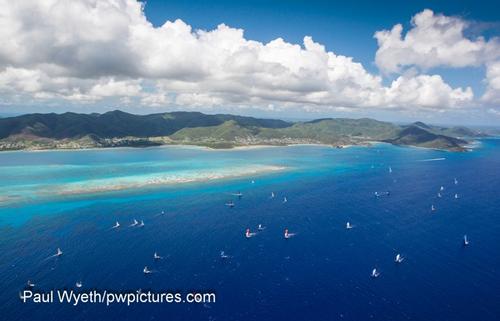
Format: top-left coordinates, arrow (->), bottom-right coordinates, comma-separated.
0,137 -> 484,154
0,142 -> 361,154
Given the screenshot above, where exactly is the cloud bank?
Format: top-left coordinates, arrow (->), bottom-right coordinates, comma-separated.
375,9 -> 500,106
0,1 -> 497,117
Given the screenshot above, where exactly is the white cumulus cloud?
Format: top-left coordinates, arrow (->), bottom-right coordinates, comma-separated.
483,61 -> 500,104
374,9 -> 500,73
374,9 -> 500,105
0,1 -> 484,114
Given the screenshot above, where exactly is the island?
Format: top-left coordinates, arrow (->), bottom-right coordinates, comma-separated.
0,110 -> 485,152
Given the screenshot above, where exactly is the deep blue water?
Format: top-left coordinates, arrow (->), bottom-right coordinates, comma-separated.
0,141 -> 499,321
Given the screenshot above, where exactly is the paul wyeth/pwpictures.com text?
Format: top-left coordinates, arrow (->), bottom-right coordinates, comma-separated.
19,290 -> 216,306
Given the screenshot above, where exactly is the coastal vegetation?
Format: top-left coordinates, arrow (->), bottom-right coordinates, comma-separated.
0,110 -> 484,151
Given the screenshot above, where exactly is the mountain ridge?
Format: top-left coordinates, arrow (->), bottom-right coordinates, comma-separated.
0,110 -> 483,151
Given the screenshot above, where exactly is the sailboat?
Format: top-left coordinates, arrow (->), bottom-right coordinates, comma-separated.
463,235 -> 469,246
232,191 -> 243,198
440,186 -> 445,191
395,254 -> 404,263
284,229 -> 295,239
455,193 -> 459,199
154,252 -> 162,260
346,222 -> 353,229
130,219 -> 138,227
454,178 -> 458,185
27,280 -> 35,288
225,201 -> 235,208
257,224 -> 265,231
389,166 -> 392,173
283,197 -> 288,203
270,192 -> 275,199
112,221 -> 120,229
138,220 -> 145,227
154,210 -> 166,217
437,192 -> 442,198
371,268 -> 380,278
143,266 -> 152,274
45,247 -> 63,260
220,251 -> 229,259
245,228 -> 255,238
75,281 -> 83,288
431,205 -> 436,212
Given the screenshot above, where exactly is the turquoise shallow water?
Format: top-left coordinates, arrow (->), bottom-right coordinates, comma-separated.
0,141 -> 499,320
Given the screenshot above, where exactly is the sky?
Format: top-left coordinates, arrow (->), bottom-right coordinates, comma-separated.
0,0 -> 499,125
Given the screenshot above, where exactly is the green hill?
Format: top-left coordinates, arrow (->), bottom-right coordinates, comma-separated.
0,111 -> 480,151
385,125 -> 467,151
0,110 -> 290,139
257,118 -> 400,143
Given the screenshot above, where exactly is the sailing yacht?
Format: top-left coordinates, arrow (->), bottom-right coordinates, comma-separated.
455,193 -> 459,199
463,235 -> 469,246
143,266 -> 152,274
257,224 -> 265,231
454,178 -> 458,185
55,248 -> 63,257
245,228 -> 255,238
283,197 -> 288,203
346,222 -> 353,229
130,219 -> 138,227
220,251 -> 229,259
437,192 -> 442,198
138,220 -> 145,227
371,268 -> 380,278
440,186 -> 445,191
431,205 -> 436,212
270,192 -> 275,199
75,281 -> 83,288
395,254 -> 404,263
389,166 -> 393,173
27,280 -> 35,288
284,229 -> 295,239
154,252 -> 162,260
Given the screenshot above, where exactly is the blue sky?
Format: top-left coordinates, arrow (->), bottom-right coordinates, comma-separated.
0,0 -> 499,125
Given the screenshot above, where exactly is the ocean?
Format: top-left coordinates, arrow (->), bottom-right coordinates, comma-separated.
0,140 -> 499,321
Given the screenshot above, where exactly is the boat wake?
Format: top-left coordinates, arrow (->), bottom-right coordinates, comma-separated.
417,158 -> 446,162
